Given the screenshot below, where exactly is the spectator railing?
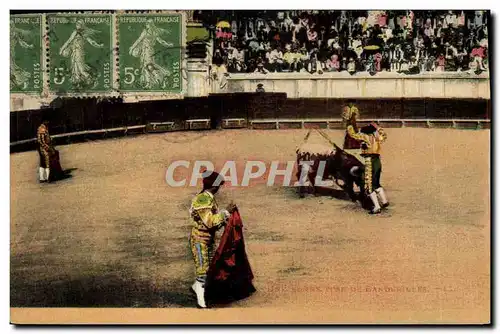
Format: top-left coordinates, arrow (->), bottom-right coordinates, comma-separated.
226,71 -> 490,79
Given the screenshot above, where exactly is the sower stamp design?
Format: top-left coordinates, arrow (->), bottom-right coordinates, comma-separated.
48,14 -> 113,94
118,13 -> 183,93
10,14 -> 43,94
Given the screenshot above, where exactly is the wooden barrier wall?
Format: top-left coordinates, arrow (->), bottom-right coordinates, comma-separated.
10,93 -> 491,152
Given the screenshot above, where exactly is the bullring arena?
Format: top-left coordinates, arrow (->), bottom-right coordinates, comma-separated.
9,9 -> 492,324
10,126 -> 490,323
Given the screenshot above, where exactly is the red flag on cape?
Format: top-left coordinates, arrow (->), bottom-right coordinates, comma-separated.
205,209 -> 256,305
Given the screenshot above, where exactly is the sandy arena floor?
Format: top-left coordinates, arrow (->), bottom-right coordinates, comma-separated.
10,128 -> 490,324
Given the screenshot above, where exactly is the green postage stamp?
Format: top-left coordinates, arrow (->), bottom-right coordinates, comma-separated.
10,14 -> 43,94
118,13 -> 183,94
47,13 -> 113,94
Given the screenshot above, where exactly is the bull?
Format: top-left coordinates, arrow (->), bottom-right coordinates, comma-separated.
295,143 -> 366,203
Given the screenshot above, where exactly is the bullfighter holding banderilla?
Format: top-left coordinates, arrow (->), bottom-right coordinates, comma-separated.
348,120 -> 390,214
341,101 -> 389,214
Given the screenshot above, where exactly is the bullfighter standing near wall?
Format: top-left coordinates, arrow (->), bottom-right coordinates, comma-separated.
36,120 -> 52,183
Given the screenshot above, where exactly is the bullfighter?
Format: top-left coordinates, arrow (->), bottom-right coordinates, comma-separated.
346,121 -> 390,214
342,100 -> 362,158
189,171 -> 237,308
36,120 -> 53,183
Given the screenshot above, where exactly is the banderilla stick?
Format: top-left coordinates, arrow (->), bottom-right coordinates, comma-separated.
303,129 -> 312,143
316,129 -> 336,147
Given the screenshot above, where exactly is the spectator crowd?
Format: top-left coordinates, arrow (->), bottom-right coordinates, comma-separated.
194,10 -> 489,75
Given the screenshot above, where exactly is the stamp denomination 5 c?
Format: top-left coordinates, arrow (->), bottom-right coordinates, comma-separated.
48,14 -> 113,94
118,13 -> 183,94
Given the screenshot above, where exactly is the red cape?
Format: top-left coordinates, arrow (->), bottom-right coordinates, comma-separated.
205,209 -> 256,305
48,150 -> 64,182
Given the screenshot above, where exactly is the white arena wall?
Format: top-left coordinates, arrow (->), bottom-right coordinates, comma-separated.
219,72 -> 491,99
11,70 -> 490,112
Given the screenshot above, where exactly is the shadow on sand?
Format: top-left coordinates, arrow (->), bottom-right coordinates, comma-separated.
284,185 -> 355,201
312,186 -> 354,200
50,168 -> 77,183
10,272 -> 195,308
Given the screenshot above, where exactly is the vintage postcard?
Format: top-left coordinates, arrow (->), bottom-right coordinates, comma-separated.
9,9 -> 491,325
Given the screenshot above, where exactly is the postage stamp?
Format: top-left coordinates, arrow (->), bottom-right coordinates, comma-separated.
117,13 -> 183,94
47,13 -> 113,94
10,14 -> 43,94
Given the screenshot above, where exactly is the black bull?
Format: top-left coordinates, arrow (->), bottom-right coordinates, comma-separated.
295,144 -> 367,203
